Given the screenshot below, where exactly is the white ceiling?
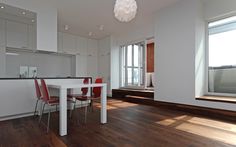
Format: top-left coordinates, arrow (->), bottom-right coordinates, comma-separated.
53,0 -> 180,39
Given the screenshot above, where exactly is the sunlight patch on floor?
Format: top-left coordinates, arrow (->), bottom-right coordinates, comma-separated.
175,122 -> 236,145
156,115 -> 236,145
95,102 -> 139,110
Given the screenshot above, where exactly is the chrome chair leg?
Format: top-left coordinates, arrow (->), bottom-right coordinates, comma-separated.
84,102 -> 88,124
47,108 -> 51,133
39,103 -> 46,123
34,99 -> 39,116
70,100 -> 76,118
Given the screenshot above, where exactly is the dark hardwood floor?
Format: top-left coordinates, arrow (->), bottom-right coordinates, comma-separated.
1,98 -> 236,147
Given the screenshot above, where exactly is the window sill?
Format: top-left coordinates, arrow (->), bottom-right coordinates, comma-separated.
196,95 -> 236,104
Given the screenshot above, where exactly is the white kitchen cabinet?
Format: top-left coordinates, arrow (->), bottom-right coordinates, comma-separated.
87,55 -> 98,79
61,32 -> 77,55
0,18 -> 5,46
87,39 -> 98,56
57,32 -> 63,53
28,24 -> 36,50
76,55 -> 88,77
77,36 -> 87,55
6,20 -> 28,49
98,37 -> 110,56
0,45 -> 6,78
0,19 -> 6,77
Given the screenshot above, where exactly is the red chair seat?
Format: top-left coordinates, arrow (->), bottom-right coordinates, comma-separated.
47,96 -> 59,104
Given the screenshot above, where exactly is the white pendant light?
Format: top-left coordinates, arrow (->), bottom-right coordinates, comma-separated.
114,0 -> 137,22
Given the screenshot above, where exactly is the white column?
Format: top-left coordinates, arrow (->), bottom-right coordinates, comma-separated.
101,84 -> 107,124
59,87 -> 67,136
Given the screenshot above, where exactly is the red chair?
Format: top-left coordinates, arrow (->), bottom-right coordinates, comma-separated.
33,79 -> 42,117
39,79 -> 60,133
39,79 -> 76,132
68,78 -> 90,118
73,78 -> 102,123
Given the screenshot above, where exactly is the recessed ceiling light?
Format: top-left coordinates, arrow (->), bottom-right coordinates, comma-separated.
0,6 -> 4,9
88,32 -> 93,36
64,25 -> 69,31
31,19 -> 35,23
22,11 -> 26,15
99,25 -> 104,31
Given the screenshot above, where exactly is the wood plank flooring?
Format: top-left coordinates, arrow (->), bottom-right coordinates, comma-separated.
1,98 -> 236,147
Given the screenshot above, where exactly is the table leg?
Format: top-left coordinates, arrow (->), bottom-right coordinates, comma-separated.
101,85 -> 107,124
59,88 -> 67,136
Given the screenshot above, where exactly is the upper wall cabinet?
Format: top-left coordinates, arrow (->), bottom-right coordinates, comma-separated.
87,39 -> 98,56
58,32 -> 77,55
77,36 -> 87,55
6,20 -> 36,50
6,20 -> 28,49
0,18 -> 5,46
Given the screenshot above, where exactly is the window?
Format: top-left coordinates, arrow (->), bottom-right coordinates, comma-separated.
120,42 -> 145,87
208,15 -> 236,94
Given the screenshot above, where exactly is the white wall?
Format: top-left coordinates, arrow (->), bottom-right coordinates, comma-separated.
155,0 -> 196,104
110,36 -> 120,94
154,0 -> 236,111
5,0 -> 57,52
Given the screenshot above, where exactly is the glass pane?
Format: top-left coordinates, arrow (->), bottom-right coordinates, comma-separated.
133,68 -> 139,85
127,68 -> 132,84
208,20 -> 236,94
133,45 -> 139,67
127,45 -> 132,66
122,46 -> 126,66
209,30 -> 236,67
122,67 -> 126,87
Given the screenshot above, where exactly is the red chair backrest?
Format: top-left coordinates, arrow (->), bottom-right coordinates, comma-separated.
40,79 -> 50,102
81,78 -> 89,95
93,78 -> 102,98
34,79 -> 42,99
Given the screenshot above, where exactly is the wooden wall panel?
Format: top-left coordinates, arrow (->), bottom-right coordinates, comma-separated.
147,43 -> 154,72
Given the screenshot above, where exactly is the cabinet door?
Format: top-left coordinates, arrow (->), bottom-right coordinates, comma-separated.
62,33 -> 77,54
0,18 -> 5,46
87,39 -> 98,56
87,55 -> 98,79
57,32 -> 63,53
76,55 -> 88,77
77,36 -> 87,55
28,24 -> 36,50
6,20 -> 28,49
0,45 -> 6,77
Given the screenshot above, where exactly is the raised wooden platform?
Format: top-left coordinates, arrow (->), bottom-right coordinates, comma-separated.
112,89 -> 154,99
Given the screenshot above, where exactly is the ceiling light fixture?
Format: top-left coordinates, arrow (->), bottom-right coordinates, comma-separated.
114,0 -> 137,22
88,32 -> 93,36
0,6 -> 4,9
99,25 -> 104,31
22,11 -> 26,15
64,25 -> 69,31
31,19 -> 35,23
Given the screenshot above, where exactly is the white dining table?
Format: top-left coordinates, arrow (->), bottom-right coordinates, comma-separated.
47,82 -> 107,136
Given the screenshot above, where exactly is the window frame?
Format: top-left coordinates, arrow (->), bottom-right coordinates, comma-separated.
205,13 -> 236,97
120,41 -> 146,89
